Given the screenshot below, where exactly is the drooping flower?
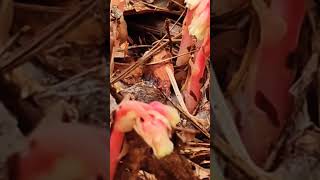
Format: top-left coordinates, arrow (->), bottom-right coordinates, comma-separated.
110,100 -> 180,180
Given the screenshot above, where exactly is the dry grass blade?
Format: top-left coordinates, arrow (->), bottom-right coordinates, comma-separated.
146,49 -> 198,66
165,66 -> 189,112
167,96 -> 210,139
169,0 -> 185,9
163,66 -> 210,138
161,69 -> 210,139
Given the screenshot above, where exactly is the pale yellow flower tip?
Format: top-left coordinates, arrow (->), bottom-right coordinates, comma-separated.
188,3 -> 209,40
165,106 -> 180,128
133,111 -> 175,159
152,136 -> 174,158
114,111 -> 137,132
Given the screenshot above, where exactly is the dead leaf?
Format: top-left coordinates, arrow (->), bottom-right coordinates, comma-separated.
114,62 -> 143,85
144,49 -> 173,96
177,128 -> 198,143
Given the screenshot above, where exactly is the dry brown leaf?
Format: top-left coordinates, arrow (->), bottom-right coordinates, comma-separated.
187,160 -> 210,179
114,62 -> 143,85
177,128 -> 198,143
144,49 -> 173,96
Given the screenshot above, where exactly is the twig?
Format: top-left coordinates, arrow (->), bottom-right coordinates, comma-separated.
110,32 -> 181,84
165,19 -> 173,53
165,66 -> 189,113
169,0 -> 185,9
150,8 -> 186,52
0,25 -> 31,57
128,45 -> 153,49
145,49 -> 198,65
14,2 -> 69,13
0,0 -> 96,73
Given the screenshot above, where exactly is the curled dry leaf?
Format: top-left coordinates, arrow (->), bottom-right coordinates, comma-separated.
144,49 -> 173,96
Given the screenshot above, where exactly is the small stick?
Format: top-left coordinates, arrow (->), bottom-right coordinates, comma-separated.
145,48 -> 198,65
14,2 -> 68,13
165,19 -> 173,53
169,0 -> 185,9
110,32 -> 182,84
0,25 -> 31,57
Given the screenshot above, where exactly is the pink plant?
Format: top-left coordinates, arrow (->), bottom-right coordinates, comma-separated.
179,0 -> 210,113
110,100 -> 180,180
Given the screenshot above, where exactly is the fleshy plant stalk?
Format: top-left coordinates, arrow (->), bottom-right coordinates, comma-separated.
179,0 -> 210,113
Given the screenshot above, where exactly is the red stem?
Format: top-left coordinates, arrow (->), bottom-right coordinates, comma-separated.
183,36 -> 210,113
110,129 -> 124,180
176,10 -> 194,66
109,101 -> 153,180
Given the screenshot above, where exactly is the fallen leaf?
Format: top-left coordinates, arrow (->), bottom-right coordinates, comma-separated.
144,49 -> 173,96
